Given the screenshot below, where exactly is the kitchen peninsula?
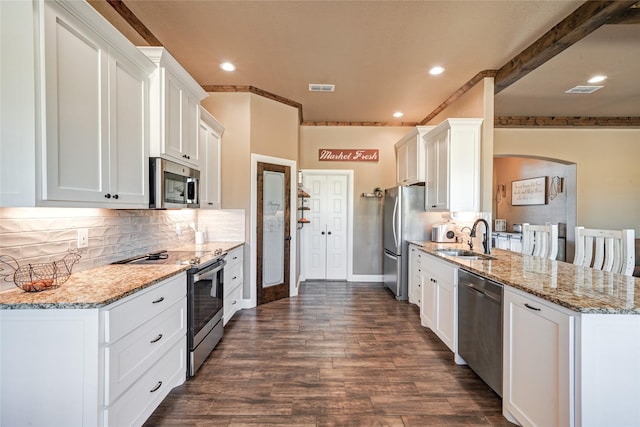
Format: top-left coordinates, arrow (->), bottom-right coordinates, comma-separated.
411,241 -> 640,427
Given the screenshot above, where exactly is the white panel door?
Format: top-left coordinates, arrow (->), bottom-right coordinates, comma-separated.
302,173 -> 348,280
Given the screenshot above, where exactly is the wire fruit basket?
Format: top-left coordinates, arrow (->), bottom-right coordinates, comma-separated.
0,251 -> 82,292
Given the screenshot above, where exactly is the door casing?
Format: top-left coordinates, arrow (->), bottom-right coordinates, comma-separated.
249,154 -> 298,308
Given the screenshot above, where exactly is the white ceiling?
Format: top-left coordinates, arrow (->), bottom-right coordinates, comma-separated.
90,0 -> 639,124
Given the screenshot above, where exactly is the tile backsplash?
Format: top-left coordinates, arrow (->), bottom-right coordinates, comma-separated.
0,208 -> 245,292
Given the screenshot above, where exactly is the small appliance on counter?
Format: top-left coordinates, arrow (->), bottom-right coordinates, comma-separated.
494,219 -> 507,232
432,223 -> 457,243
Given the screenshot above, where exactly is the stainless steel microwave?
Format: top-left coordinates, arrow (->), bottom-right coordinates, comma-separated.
149,157 -> 200,208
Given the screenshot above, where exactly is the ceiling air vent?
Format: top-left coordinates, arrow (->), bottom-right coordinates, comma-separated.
309,84 -> 335,92
565,85 -> 603,94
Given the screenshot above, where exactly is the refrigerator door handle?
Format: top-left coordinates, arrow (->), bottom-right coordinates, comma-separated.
392,196 -> 399,249
384,250 -> 397,260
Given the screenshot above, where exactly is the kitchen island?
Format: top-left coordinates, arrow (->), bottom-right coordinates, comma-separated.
410,241 -> 640,427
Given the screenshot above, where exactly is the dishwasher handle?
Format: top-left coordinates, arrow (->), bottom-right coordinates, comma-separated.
460,281 -> 502,304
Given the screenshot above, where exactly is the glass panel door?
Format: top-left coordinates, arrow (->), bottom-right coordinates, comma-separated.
262,170 -> 285,287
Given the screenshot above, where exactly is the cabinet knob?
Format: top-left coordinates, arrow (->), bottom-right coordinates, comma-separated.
150,381 -> 163,393
327,231 -> 332,235
104,193 -> 111,199
113,194 -> 119,200
431,205 -> 437,208
321,231 -> 325,235
208,202 -> 213,205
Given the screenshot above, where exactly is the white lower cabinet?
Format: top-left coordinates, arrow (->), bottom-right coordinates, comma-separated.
0,273 -> 187,427
408,244 -> 423,306
419,252 -> 458,353
503,286 -> 574,427
224,246 -> 244,324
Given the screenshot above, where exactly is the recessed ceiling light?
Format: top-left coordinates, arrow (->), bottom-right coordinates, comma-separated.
393,112 -> 404,118
220,62 -> 236,72
587,75 -> 607,84
429,66 -> 445,75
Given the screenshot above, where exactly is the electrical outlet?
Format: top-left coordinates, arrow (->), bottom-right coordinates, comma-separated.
77,228 -> 89,248
176,224 -> 182,235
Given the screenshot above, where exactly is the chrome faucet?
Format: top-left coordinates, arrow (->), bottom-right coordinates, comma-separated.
471,218 -> 491,254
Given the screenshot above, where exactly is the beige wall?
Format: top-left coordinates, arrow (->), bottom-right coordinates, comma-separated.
494,128 -> 640,235
300,126 -> 409,274
201,93 -> 252,211
250,95 -> 299,161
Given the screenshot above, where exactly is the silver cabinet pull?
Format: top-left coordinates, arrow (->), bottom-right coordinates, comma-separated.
152,297 -> 165,304
150,334 -> 163,344
150,381 -> 162,393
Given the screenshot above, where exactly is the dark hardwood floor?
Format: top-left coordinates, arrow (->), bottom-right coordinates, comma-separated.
144,281 -> 514,426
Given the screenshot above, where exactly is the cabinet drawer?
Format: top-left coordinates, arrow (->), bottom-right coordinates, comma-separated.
224,284 -> 243,324
224,263 -> 243,297
104,338 -> 185,427
225,247 -> 243,268
423,254 -> 456,282
104,298 -> 186,405
104,273 -> 185,343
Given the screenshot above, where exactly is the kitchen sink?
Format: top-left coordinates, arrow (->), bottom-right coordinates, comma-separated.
436,249 -> 496,261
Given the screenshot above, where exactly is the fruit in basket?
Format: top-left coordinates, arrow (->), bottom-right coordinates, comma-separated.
0,251 -> 81,292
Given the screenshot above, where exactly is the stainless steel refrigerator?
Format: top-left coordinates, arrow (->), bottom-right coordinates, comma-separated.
383,186 -> 428,300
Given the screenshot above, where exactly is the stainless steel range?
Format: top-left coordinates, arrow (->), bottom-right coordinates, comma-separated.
114,249 -> 226,377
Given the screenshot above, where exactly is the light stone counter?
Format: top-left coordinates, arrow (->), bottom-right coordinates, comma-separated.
410,241 -> 640,314
0,241 -> 244,310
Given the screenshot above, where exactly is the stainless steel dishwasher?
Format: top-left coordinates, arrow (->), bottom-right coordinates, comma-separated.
457,269 -> 503,396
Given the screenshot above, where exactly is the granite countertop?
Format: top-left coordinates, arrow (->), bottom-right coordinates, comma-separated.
0,241 -> 243,310
409,241 -> 640,315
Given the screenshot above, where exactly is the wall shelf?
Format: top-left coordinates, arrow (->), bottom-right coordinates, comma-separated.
297,189 -> 310,229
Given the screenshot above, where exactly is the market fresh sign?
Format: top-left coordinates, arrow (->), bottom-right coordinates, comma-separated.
319,149 -> 379,162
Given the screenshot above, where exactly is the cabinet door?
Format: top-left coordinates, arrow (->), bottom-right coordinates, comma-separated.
42,2 -> 110,203
503,288 -> 574,427
435,277 -> 456,352
509,238 -> 523,253
164,72 -> 184,161
425,129 -> 449,211
396,142 -> 409,185
199,120 -> 222,209
182,95 -> 200,165
108,51 -> 149,205
420,273 -> 435,329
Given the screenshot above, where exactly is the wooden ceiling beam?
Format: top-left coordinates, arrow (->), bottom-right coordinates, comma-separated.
495,116 -> 640,127
608,6 -> 640,24
106,0 -> 162,46
494,1 -> 637,94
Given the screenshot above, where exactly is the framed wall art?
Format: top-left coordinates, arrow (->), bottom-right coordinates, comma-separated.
511,176 -> 548,206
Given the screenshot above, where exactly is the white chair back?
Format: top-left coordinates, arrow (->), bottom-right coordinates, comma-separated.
521,223 -> 558,260
573,227 -> 635,276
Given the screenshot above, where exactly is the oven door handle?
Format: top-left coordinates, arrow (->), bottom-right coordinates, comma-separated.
194,259 -> 227,277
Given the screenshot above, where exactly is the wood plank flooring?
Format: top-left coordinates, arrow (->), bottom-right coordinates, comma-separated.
144,281 -> 515,426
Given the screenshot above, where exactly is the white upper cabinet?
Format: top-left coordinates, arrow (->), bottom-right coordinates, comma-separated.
424,118 -> 482,212
394,126 -> 433,186
0,0 -> 154,208
199,109 -> 224,209
139,47 -> 208,169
